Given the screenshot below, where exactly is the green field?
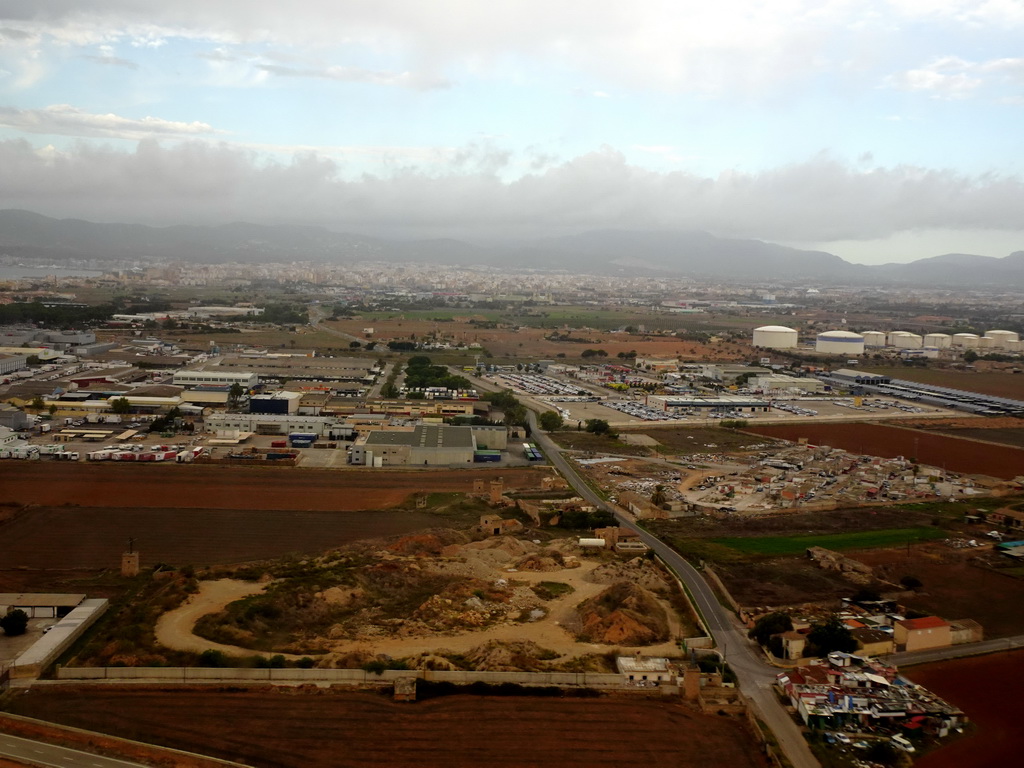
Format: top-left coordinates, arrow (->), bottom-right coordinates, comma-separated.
712,527 -> 947,556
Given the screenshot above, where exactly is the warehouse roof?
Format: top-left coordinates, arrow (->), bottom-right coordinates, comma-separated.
364,424 -> 475,449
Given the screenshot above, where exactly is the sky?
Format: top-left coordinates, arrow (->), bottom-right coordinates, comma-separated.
0,1 -> 1022,264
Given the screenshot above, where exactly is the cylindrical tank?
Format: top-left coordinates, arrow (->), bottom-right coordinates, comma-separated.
984,330 -> 1020,349
887,331 -> 911,346
923,333 -> 952,349
977,336 -> 995,350
893,333 -> 923,349
752,325 -> 798,349
862,331 -> 887,347
578,538 -> 606,548
952,333 -> 980,349
815,331 -> 865,355
1007,339 -> 1021,353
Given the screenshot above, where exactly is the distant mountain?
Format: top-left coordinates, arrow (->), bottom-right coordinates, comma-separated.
0,209 -> 1021,286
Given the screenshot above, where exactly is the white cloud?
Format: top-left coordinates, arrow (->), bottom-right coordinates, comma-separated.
887,55 -> 1024,99
257,63 -> 450,90
0,139 -> 1021,245
8,0 -> 1015,94
0,105 -> 223,140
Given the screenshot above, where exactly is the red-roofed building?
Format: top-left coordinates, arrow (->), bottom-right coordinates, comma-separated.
895,616 -> 951,652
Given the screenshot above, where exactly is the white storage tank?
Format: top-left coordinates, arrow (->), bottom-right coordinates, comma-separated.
887,331 -> 911,346
893,333 -> 923,349
1007,339 -> 1021,353
952,333 -> 980,349
816,330 -> 865,355
923,333 -> 952,349
862,331 -> 887,348
984,330 -> 1020,349
978,336 -> 995,350
752,325 -> 798,349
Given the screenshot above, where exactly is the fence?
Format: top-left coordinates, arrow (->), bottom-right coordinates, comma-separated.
56,666 -> 626,687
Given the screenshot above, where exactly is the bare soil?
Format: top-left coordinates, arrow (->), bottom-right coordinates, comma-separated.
0,463 -> 549,511
0,507 -> 442,569
5,687 -> 771,768
908,649 -> 1024,768
746,422 -> 1024,479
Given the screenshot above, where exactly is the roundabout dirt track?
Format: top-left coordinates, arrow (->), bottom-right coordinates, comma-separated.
0,463 -> 548,511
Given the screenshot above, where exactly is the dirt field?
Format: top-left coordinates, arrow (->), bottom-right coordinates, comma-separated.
0,463 -> 549,511
851,543 -> 1024,638
908,649 -> 1024,768
932,428 -> 1024,449
5,688 -> 770,768
0,507 -> 443,569
326,315 -> 747,361
863,367 -> 1024,400
746,422 -> 1024,479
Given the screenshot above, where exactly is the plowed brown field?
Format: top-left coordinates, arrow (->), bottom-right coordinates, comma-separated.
7,687 -> 770,768
746,423 -> 1024,479
0,463 -> 548,511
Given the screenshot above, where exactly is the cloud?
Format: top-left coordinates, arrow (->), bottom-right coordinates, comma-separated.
0,139 -> 1021,245
258,63 -> 450,90
82,44 -> 137,68
9,1 -> 1021,95
887,55 -> 1024,99
0,105 -> 223,140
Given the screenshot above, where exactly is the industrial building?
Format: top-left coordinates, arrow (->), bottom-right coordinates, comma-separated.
173,370 -> 259,389
751,374 -> 827,393
659,395 -> 772,413
351,424 -> 478,466
752,325 -> 798,349
815,330 -> 865,355
204,413 -> 352,438
213,354 -> 378,384
249,391 -> 303,415
0,353 -> 28,375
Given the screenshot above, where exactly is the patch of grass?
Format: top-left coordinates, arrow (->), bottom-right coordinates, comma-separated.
713,527 -> 947,557
530,581 -> 575,600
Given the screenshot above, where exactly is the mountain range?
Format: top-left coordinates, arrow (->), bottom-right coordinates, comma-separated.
1,209 -> 1022,287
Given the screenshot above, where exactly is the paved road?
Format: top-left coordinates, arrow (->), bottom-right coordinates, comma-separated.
527,411 -> 820,768
0,733 -> 148,768
885,634 -> 1024,668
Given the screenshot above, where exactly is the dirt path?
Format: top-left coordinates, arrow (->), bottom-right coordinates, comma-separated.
154,579 -> 297,658
156,564 -> 682,663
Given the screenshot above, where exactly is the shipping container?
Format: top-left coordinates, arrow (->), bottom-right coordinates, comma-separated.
271,440 -> 288,448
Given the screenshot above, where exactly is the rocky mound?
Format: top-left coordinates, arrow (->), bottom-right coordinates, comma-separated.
463,640 -> 559,671
572,582 -> 669,646
587,557 -> 671,593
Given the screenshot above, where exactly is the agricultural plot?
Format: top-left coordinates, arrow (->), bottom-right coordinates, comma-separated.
712,527 -> 947,556
6,688 -> 771,768
747,422 -> 1024,479
862,367 -> 1024,401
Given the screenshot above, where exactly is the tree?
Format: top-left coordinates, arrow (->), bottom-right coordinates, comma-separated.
30,395 -> 45,411
584,419 -> 610,435
748,612 -> 793,646
963,349 -> 978,363
109,397 -> 132,414
348,340 -> 361,348
650,484 -> 668,507
807,615 -> 857,655
538,410 -> 563,431
900,575 -> 923,591
227,383 -> 245,408
0,609 -> 29,636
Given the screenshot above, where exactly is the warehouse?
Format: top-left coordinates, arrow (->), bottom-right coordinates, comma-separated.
173,370 -> 259,388
205,413 -> 349,437
352,424 -> 478,466
658,395 -> 772,413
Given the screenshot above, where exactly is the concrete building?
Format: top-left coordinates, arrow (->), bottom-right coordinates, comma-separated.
751,374 -> 826,393
173,370 -> 259,389
0,353 -> 29,375
0,403 -> 31,430
894,616 -> 951,652
352,424 -> 477,466
815,330 -> 865,355
0,593 -> 85,619
249,391 -> 302,415
752,325 -> 798,350
204,413 -> 349,437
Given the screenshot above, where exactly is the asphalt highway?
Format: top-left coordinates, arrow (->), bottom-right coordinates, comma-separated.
527,411 -> 821,768
0,733 -> 149,768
